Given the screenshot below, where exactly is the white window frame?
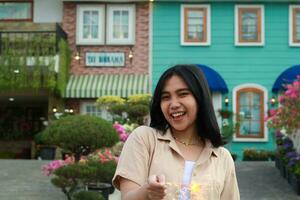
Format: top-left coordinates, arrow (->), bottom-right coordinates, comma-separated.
106,4 -> 135,45
180,4 -> 211,46
232,83 -> 268,142
212,92 -> 222,128
289,5 -> 300,46
80,101 -> 112,121
76,5 -> 105,45
235,5 -> 265,46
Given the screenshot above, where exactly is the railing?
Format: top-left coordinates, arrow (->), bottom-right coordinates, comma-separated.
0,23 -> 67,55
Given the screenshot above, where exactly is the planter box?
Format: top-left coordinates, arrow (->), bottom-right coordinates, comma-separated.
278,160 -> 287,178
286,169 -> 292,184
290,175 -> 300,195
38,146 -> 56,160
275,156 -> 280,169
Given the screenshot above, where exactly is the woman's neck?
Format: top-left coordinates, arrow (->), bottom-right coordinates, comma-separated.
171,127 -> 199,144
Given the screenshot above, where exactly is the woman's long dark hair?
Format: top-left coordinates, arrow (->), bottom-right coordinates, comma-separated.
150,64 -> 223,147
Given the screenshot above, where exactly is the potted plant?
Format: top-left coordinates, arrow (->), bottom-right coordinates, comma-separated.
34,130 -> 56,160
218,109 -> 233,119
42,115 -> 119,200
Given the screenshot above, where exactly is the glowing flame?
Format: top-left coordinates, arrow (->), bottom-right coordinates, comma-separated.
164,182 -> 202,200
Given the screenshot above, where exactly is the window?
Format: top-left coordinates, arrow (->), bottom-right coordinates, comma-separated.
212,92 -> 222,128
181,4 -> 211,46
80,102 -> 112,121
233,84 -> 268,142
235,5 -> 264,46
107,5 -> 135,45
289,5 -> 300,46
76,5 -> 105,45
0,1 -> 32,21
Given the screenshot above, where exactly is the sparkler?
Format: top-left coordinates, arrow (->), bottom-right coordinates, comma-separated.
163,182 -> 204,200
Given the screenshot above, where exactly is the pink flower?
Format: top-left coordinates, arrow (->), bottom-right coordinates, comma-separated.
119,133 -> 129,142
113,122 -> 129,142
42,160 -> 66,176
268,77 -> 300,133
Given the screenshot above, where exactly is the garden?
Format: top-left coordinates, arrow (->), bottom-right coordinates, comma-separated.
266,75 -> 300,195
36,94 -> 151,200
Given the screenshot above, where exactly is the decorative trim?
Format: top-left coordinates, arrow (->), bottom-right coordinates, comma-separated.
76,4 -> 105,45
235,5 -> 265,46
180,4 -> 211,46
289,5 -> 300,46
106,4 -> 136,45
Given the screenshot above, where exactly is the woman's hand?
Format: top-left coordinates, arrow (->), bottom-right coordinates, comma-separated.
146,175 -> 166,200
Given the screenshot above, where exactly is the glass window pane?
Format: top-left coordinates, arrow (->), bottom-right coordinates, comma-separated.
296,12 -> 300,40
83,25 -> 90,38
83,11 -> 90,24
241,11 -> 258,40
113,11 -> 121,25
238,90 -> 262,136
91,25 -> 98,38
112,9 -> 130,39
188,10 -> 203,18
240,120 -> 251,135
0,3 -> 31,20
122,25 -> 129,38
187,9 -> 204,41
250,121 -> 260,134
113,25 -> 121,38
122,11 -> 129,25
91,11 -> 99,25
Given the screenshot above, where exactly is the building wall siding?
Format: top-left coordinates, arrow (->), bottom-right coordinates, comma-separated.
153,2 -> 299,90
152,2 -> 300,158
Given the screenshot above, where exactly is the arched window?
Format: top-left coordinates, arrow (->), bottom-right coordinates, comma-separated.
233,84 -> 268,141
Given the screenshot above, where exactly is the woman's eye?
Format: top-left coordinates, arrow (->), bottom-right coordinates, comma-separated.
179,92 -> 189,97
161,95 -> 169,100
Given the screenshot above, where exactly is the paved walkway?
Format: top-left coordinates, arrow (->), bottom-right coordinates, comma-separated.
0,160 -> 299,200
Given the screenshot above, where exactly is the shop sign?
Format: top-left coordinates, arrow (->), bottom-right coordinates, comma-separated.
85,52 -> 125,67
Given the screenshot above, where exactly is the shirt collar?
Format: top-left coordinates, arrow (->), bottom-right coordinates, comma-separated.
156,128 -> 219,158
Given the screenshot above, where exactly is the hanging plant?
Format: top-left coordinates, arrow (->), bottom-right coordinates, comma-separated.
0,33 -> 70,95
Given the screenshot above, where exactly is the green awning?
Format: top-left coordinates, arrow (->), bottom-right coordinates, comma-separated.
65,74 -> 150,98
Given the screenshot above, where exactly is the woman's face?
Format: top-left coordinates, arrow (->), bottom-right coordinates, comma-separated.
160,75 -> 198,134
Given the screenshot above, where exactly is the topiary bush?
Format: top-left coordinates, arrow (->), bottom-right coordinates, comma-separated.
42,115 -> 119,162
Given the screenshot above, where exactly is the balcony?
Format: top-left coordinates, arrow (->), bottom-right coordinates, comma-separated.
0,23 -> 69,95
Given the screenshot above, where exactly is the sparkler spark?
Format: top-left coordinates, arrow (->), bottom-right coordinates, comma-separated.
164,182 -> 202,200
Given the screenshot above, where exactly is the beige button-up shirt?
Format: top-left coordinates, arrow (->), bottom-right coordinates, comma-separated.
113,126 -> 240,200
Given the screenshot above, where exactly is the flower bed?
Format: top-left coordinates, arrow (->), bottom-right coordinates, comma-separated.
274,131 -> 300,195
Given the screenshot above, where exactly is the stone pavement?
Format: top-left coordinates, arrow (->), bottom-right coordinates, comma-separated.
0,160 -> 299,200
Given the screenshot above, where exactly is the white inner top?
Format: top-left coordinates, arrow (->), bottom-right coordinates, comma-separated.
179,161 -> 196,200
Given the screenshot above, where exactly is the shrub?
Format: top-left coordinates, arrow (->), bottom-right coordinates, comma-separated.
127,94 -> 151,106
266,75 -> 300,134
243,149 -> 271,161
42,115 -> 119,162
127,104 -> 149,125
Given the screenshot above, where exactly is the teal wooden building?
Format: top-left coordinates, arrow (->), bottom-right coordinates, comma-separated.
150,1 -> 300,160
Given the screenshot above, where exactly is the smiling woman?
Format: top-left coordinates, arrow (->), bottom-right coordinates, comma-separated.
112,64 -> 240,200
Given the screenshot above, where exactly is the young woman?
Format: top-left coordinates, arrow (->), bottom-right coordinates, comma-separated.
112,64 -> 240,200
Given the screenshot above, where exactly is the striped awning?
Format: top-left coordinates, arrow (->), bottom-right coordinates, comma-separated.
65,74 -> 150,98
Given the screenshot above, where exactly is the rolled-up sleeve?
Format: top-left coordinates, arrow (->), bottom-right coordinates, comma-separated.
112,126 -> 152,190
221,153 -> 240,200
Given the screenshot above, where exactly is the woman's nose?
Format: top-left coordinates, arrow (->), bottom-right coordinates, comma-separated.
169,98 -> 181,109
